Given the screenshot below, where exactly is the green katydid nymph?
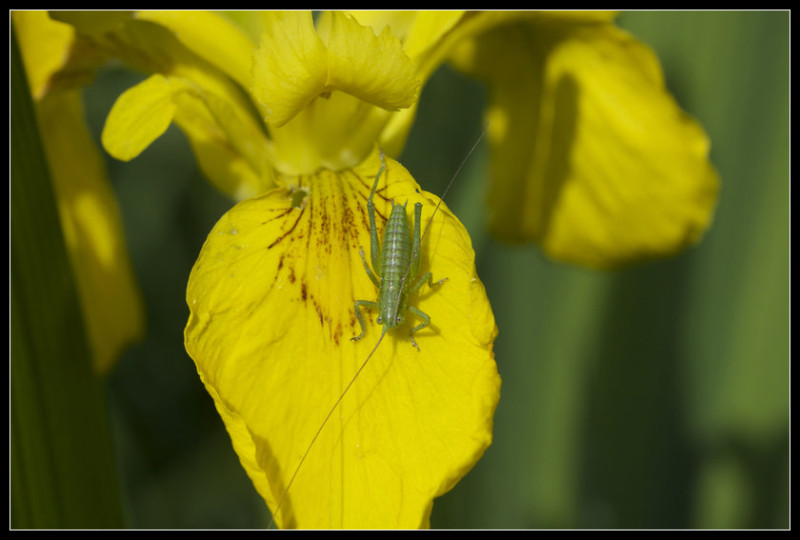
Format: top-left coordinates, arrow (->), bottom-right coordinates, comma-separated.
351,148 -> 448,351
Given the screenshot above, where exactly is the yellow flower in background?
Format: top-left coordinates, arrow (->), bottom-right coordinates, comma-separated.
449,11 -> 719,268
13,11 -> 144,375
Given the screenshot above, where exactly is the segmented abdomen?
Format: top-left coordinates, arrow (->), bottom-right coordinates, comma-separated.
379,202 -> 412,326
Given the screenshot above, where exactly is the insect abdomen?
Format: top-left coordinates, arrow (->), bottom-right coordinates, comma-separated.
379,202 -> 412,327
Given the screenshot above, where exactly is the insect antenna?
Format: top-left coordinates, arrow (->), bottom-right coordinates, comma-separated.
419,124 -> 489,244
268,328 -> 388,529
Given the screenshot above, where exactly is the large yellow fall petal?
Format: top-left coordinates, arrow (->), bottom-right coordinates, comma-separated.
185,150 -> 499,528
451,18 -> 718,268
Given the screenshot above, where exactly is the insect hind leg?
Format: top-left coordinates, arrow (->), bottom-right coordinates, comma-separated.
351,300 -> 379,342
358,247 -> 380,287
408,271 -> 448,295
404,272 -> 447,350
366,150 -> 387,271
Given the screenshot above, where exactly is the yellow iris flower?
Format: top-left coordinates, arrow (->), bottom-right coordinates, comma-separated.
13,9 -> 718,529
178,12 -> 500,528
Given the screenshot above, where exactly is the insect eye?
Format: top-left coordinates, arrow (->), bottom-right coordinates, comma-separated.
376,316 -> 382,324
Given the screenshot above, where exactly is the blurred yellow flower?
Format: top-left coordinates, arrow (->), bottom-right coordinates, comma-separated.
449,11 -> 719,268
13,11 -> 144,375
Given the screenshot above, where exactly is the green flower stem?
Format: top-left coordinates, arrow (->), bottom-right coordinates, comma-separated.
10,22 -> 124,529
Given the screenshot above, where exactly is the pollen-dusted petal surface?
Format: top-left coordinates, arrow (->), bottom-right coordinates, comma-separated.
451,19 -> 719,269
184,151 -> 499,528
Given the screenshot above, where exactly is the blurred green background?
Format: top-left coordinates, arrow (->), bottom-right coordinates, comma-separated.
76,11 -> 788,528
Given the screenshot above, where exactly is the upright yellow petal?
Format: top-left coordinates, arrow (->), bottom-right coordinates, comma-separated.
185,150 -> 499,528
343,10 -> 465,156
256,12 -> 423,174
251,11 -> 418,129
320,11 -> 419,112
250,11 -> 329,127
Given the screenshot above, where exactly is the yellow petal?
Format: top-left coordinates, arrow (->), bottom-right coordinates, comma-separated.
185,150 -> 500,528
251,11 -> 418,128
102,74 -> 178,162
268,90 -> 395,174
320,11 -> 419,112
102,69 -> 272,198
136,10 -> 256,90
262,11 -> 423,173
180,90 -> 275,199
53,15 -> 273,196
37,90 -> 145,375
12,11 -> 75,99
452,20 -> 718,268
250,11 -> 329,127
400,11 -> 465,59
14,11 -> 111,99
343,10 -> 464,156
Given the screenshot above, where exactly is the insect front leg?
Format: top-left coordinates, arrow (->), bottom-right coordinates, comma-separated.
351,151 -> 389,343
402,272 -> 447,351
351,300 -> 379,342
358,247 -> 380,287
366,150 -> 387,272
408,271 -> 448,295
